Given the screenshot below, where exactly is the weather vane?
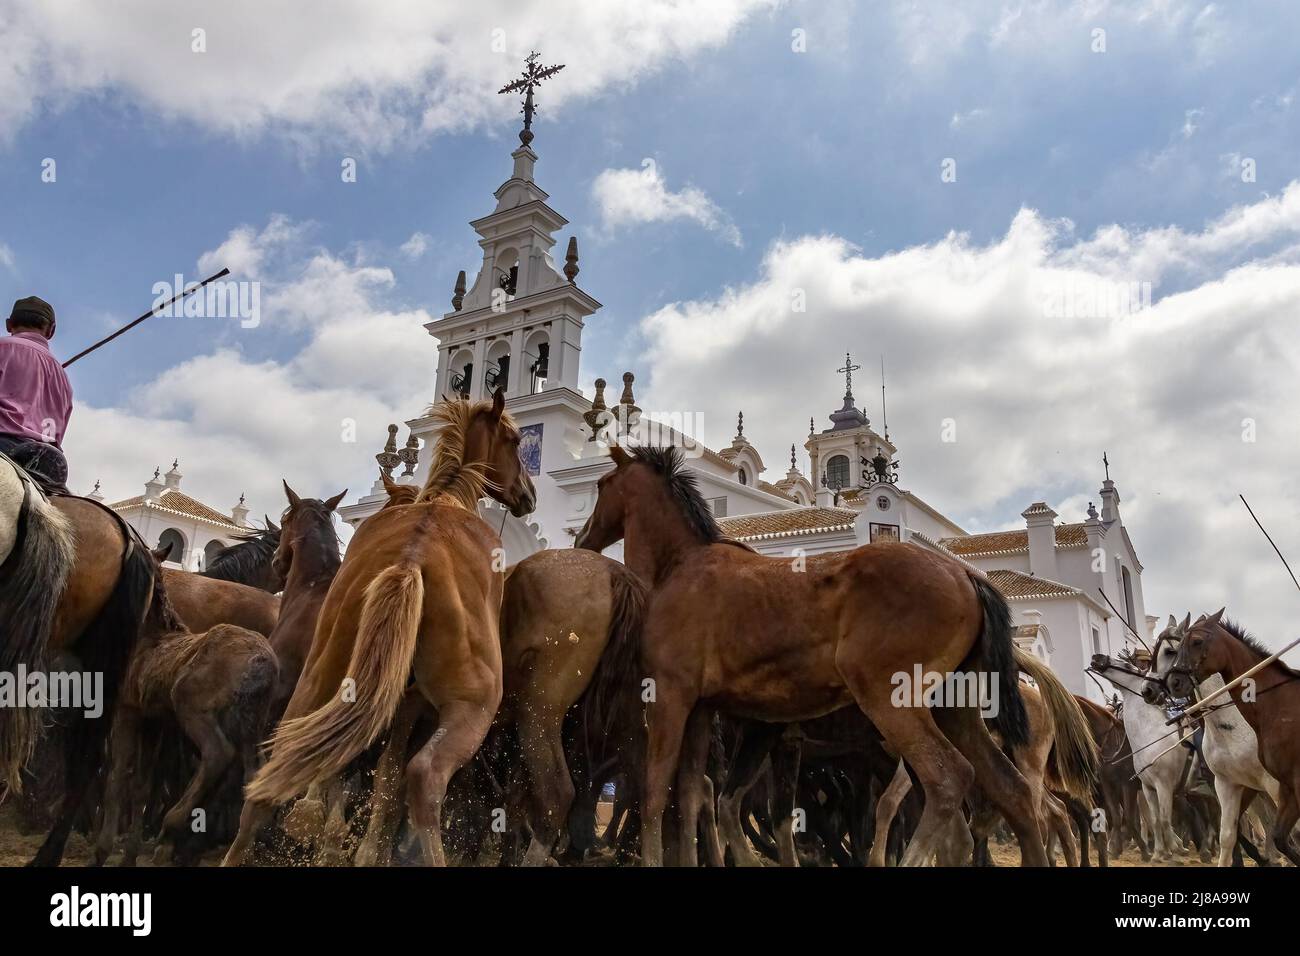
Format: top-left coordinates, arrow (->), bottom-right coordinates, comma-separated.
498,51 -> 565,147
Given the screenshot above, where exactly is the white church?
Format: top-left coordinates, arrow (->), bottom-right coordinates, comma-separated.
333,122 -> 1156,703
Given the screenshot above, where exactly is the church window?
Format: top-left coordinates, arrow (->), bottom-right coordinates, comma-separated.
738,468 -> 747,485
203,539 -> 226,570
157,528 -> 186,565
825,454 -> 850,489
1121,566 -> 1136,631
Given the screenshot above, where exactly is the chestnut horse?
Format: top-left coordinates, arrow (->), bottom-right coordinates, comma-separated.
576,445 -> 1047,866
355,539 -> 647,866
224,390 -> 534,866
1166,609 -> 1300,866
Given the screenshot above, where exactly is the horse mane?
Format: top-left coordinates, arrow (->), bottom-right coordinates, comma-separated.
1219,617 -> 1300,679
414,398 -> 518,510
200,526 -> 280,584
630,446 -> 724,543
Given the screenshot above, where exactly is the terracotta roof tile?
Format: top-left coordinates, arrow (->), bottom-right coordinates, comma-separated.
985,568 -> 1081,601
717,506 -> 858,541
109,488 -> 238,528
939,522 -> 1087,557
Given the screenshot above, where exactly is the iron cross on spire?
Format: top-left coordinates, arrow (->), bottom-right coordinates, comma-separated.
837,352 -> 861,399
498,51 -> 565,147
1103,451 -> 1110,481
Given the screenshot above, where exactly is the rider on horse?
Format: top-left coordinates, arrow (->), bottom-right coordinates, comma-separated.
0,296 -> 72,492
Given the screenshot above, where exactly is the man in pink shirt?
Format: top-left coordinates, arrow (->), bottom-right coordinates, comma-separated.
0,296 -> 73,490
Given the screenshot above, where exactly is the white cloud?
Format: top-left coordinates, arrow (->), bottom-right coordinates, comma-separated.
592,160 -> 741,246
0,0 -> 776,148
400,232 -> 430,259
65,218 -> 435,540
635,186 -> 1300,654
0,242 -> 13,272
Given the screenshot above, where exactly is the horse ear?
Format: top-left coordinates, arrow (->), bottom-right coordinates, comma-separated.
1208,607 -> 1226,624
381,472 -> 403,496
151,541 -> 174,563
1180,612 -> 1191,632
490,386 -> 506,419
323,489 -> 347,512
1166,614 -> 1177,630
609,444 -> 632,468
264,516 -> 280,534
283,479 -> 301,509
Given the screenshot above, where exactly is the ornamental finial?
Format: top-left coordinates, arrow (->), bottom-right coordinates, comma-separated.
376,424 -> 401,479
564,236 -> 579,284
498,51 -> 566,147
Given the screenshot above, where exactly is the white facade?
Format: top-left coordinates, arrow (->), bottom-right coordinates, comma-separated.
102,462 -> 251,571
335,132 -> 1154,705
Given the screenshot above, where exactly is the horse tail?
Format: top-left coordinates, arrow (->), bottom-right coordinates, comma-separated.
967,571 -> 1029,750
576,563 -> 648,801
579,564 -> 647,742
1015,647 -> 1099,801
247,562 -> 423,805
0,486 -> 76,793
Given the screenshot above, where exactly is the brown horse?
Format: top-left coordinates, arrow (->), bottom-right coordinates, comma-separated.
159,553 -> 280,638
1166,609 -> 1300,866
264,482 -> 344,716
224,389 -> 534,866
92,545 -> 278,866
576,445 -> 1048,866
6,486 -> 159,866
356,543 -> 647,866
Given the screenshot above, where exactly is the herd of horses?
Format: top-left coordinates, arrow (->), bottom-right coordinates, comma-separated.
1,388 -> 1298,867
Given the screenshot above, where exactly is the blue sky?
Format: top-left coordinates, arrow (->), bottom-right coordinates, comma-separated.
3,0 -> 1300,644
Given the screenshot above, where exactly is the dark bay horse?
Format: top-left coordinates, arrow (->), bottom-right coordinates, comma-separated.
1167,609 -> 1300,865
576,445 -> 1047,866
226,389 -> 535,866
200,521 -> 281,591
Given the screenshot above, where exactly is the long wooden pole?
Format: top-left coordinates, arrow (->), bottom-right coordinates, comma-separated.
62,268 -> 230,368
1175,633 -> 1300,720
1174,494 -> 1300,721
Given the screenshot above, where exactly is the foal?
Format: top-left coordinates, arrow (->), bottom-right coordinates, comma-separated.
93,546 -> 278,865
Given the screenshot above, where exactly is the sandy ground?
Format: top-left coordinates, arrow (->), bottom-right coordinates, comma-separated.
3,798 -> 1251,867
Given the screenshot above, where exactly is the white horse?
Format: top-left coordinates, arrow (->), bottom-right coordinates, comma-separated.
1147,615 -> 1283,866
1090,652 -> 1187,862
0,452 -> 77,792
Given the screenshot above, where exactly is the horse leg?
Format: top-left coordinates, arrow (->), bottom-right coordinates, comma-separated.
355,692 -> 423,866
1271,780 -> 1300,867
699,773 -> 725,867
312,776 -> 352,865
934,810 -> 974,866
716,720 -> 784,867
769,733 -> 802,867
850,698 -> 973,867
675,705 -> 718,867
868,759 -> 911,868
1042,791 -> 1078,867
933,704 -> 1048,866
518,703 -> 574,867
91,710 -> 140,866
157,710 -> 236,863
406,698 -> 494,867
640,689 -> 693,867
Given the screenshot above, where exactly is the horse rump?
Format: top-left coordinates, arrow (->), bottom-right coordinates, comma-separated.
0,484 -> 76,793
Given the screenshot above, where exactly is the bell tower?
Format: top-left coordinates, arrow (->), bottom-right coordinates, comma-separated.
427,53 -> 600,402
